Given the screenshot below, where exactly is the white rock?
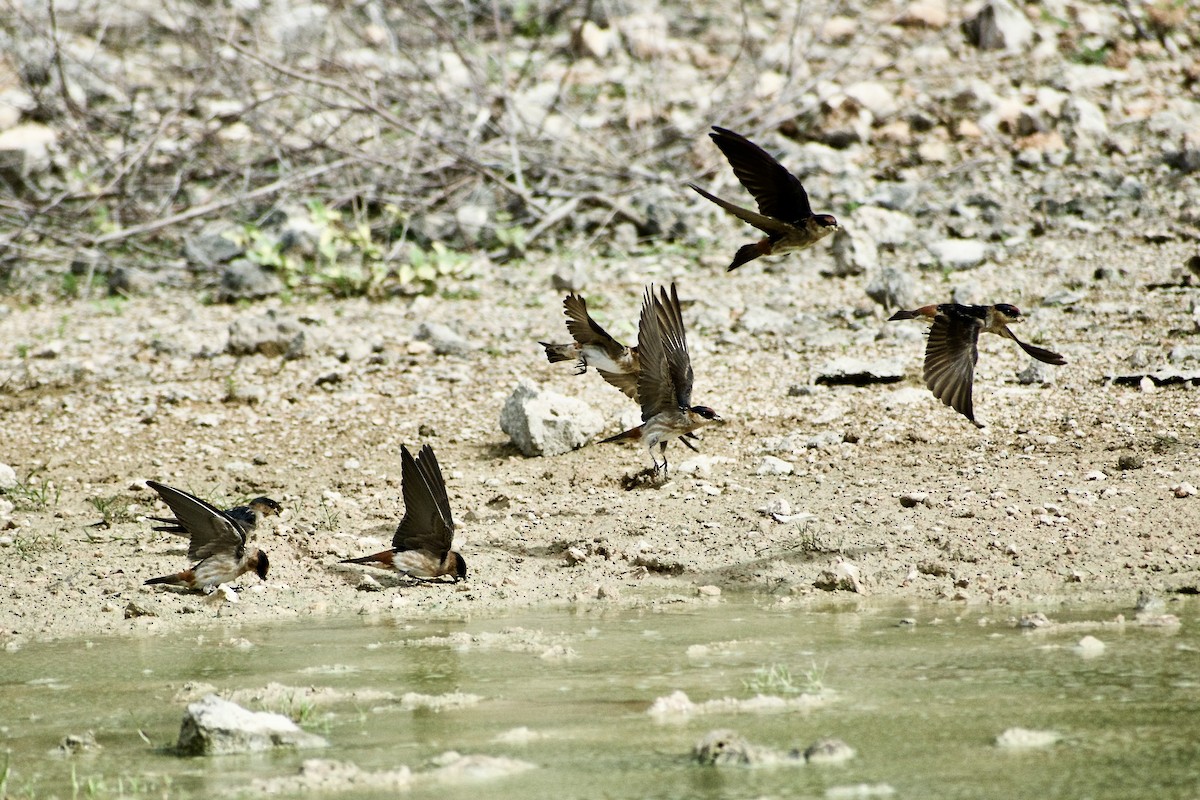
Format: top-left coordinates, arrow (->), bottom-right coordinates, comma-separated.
0,463 -> 16,491
0,123 -> 57,174
1075,635 -> 1105,658
962,0 -> 1033,53
995,727 -> 1062,749
414,321 -> 476,356
1172,482 -> 1197,498
499,380 -> 604,457
675,455 -> 733,476
757,456 -> 794,476
844,81 -> 899,122
1063,97 -> 1108,139
177,695 -> 328,756
927,239 -> 988,270
830,226 -> 878,276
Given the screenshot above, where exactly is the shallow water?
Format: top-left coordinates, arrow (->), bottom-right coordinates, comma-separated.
2,597 -> 1198,799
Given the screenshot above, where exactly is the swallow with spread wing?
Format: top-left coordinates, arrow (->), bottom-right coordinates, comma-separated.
540,292 -> 640,401
341,444 -> 467,582
150,495 -> 281,536
143,481 -> 274,592
690,126 -> 839,272
601,283 -> 722,477
889,303 -> 1066,427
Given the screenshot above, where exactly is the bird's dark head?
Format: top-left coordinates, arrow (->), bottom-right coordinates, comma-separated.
993,303 -> 1022,322
255,550 -> 270,580
814,214 -> 839,230
452,552 -> 468,582
250,497 -> 283,518
690,406 -> 722,422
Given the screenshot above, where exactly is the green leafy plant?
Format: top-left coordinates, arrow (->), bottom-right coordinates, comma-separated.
4,468 -> 60,512
89,495 -> 135,526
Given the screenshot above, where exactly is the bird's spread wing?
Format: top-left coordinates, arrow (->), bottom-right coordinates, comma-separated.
636,285 -> 677,422
563,294 -> 626,354
709,126 -> 814,223
146,481 -> 247,561
1001,328 -> 1067,365
654,283 -> 695,409
596,367 -> 640,401
393,445 -> 455,556
923,312 -> 980,423
688,183 -> 796,236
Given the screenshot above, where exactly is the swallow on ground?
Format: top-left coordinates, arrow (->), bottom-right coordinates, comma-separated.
143,481 -> 274,592
340,444 -> 467,582
601,283 -> 722,477
689,126 -> 840,272
540,292 -> 640,400
888,303 -> 1067,427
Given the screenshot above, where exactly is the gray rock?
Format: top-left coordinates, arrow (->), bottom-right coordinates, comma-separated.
1063,97 -> 1108,141
849,205 -> 917,247
815,357 -> 905,386
866,267 -> 914,310
801,737 -> 856,764
500,379 -> 605,457
177,694 -> 328,756
218,259 -> 283,302
830,226 -> 878,277
551,263 -> 588,293
183,232 -> 243,269
693,730 -> 761,766
1168,345 -> 1200,365
927,239 -> 988,270
1017,361 -> 1052,385
227,311 -> 308,358
962,0 -> 1033,52
736,306 -> 792,335
415,322 -> 476,356
0,462 -> 17,490
108,266 -> 156,297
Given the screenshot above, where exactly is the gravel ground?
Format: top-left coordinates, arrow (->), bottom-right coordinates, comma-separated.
1,227 -> 1198,647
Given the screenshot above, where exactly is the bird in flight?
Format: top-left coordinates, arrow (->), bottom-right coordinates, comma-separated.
540,292 -> 640,401
341,444 -> 467,582
143,481 -> 275,592
889,303 -> 1066,426
602,283 -> 722,478
690,126 -> 839,271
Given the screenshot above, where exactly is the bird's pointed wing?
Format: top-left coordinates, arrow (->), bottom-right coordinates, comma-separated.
146,481 -> 247,561
1000,327 -> 1067,365
709,127 -> 814,223
595,367 -> 640,401
654,283 -> 695,409
393,445 -> 455,556
635,285 -> 676,421
923,313 -> 980,424
563,294 -> 627,354
688,183 -> 797,236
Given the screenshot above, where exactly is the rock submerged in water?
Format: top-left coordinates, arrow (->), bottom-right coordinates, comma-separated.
176,694 -> 328,756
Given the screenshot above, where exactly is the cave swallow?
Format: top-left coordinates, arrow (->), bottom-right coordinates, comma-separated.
690,126 -> 840,271
889,303 -> 1066,427
540,292 -> 640,401
143,481 -> 272,592
601,283 -> 722,477
340,444 -> 467,582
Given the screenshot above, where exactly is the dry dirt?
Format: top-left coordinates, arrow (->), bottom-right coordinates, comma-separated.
1,229 -> 1198,649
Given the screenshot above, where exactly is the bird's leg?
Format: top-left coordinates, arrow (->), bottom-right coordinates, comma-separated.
660,443 -> 669,479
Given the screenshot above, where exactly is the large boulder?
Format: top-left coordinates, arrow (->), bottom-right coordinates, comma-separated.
177,694 -> 328,756
500,380 -> 604,457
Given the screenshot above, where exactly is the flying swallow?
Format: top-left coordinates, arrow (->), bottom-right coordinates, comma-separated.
143,481 -> 273,592
540,292 -> 640,401
340,444 -> 467,582
689,126 -> 840,272
601,283 -> 722,477
888,303 -> 1066,427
